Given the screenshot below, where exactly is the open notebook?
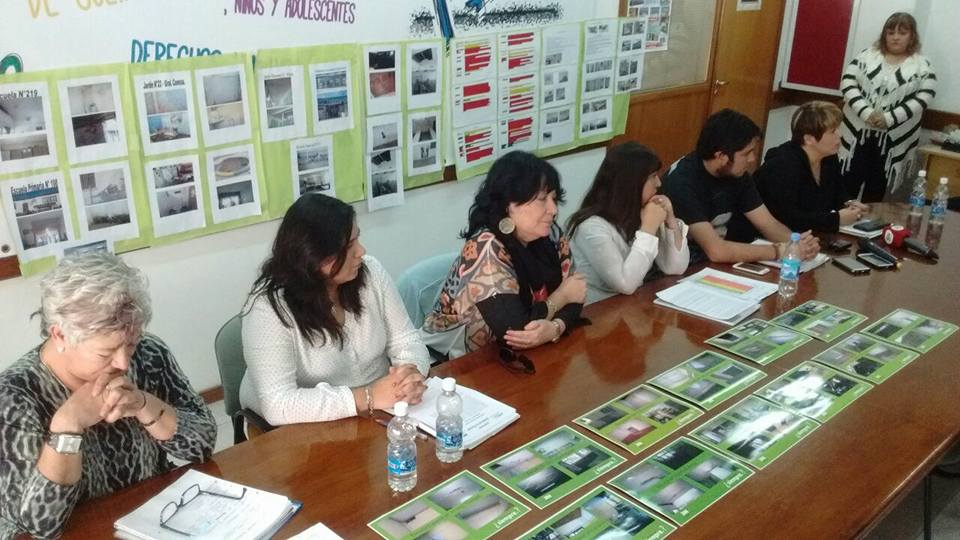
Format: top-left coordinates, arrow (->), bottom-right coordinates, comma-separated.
114,469 -> 301,540
751,239 -> 830,273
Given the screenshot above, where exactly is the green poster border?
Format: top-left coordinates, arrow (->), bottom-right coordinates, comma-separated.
609,437 -> 753,526
861,308 -> 959,354
771,300 -> 868,343
480,425 -> 626,509
367,470 -> 529,540
517,485 -> 676,540
689,395 -> 820,470
574,384 -> 702,455
648,351 -> 766,410
706,318 -> 812,366
755,361 -> 873,423
812,332 -> 919,384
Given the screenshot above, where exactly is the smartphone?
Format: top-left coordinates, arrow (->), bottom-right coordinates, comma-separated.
733,262 -> 771,275
827,239 -> 852,252
857,252 -> 895,269
853,219 -> 887,232
832,256 -> 871,275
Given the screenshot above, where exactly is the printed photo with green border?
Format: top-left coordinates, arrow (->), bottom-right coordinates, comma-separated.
689,395 -> 819,469
648,351 -> 765,410
861,308 -> 958,354
812,332 -> 920,384
518,485 -> 676,540
770,300 -> 867,342
368,471 -> 528,540
754,361 -> 872,423
574,384 -> 702,455
706,318 -> 812,365
609,437 -> 753,526
480,425 -> 625,509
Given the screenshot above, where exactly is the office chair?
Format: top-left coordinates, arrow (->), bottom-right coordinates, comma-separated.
395,252 -> 458,328
214,314 -> 275,444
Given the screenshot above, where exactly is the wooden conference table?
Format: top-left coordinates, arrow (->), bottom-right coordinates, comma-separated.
67,204 -> 960,539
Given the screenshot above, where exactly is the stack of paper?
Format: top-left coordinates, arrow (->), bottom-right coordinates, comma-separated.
752,239 -> 830,273
115,469 -> 300,540
398,376 -> 519,450
839,221 -> 884,239
654,268 -> 778,325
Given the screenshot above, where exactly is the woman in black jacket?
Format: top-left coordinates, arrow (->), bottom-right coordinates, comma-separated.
756,101 -> 869,232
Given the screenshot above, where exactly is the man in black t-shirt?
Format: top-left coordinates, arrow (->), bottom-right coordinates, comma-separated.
663,109 -> 820,263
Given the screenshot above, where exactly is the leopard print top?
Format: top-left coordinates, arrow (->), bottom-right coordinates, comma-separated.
0,334 -> 217,539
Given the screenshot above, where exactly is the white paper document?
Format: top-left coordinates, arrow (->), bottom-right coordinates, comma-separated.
396,376 -> 519,450
752,239 -> 830,273
655,268 -> 778,325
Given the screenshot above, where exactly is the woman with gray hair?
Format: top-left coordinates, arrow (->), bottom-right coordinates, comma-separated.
0,252 -> 216,539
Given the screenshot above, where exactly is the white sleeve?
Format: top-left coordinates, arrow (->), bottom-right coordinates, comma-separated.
655,220 -> 690,275
368,258 -> 431,375
576,219 -> 659,295
241,297 -> 357,424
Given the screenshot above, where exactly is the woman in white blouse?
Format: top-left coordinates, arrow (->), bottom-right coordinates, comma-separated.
568,142 -> 689,304
239,193 -> 430,425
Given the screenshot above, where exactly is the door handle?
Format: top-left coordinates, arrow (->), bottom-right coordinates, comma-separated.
713,79 -> 728,95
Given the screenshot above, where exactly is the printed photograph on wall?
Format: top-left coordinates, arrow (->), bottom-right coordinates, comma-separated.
196,64 -> 252,147
257,65 -> 307,143
69,162 -> 138,242
2,173 -> 73,262
407,109 -> 441,175
206,144 -> 261,224
134,71 -> 198,156
406,42 -> 442,110
310,61 -> 353,134
58,75 -> 127,164
366,112 -> 402,153
290,135 -> 335,199
0,81 -> 58,174
367,148 -> 403,212
144,155 -> 205,237
364,45 -> 401,116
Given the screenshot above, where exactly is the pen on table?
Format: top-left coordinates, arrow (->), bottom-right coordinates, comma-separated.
373,416 -> 430,441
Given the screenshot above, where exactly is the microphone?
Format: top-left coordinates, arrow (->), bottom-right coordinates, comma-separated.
858,238 -> 901,268
902,237 -> 939,261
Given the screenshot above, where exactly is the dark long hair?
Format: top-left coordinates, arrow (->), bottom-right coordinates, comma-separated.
248,193 -> 366,347
462,151 -> 565,239
462,151 -> 566,306
567,142 -> 662,241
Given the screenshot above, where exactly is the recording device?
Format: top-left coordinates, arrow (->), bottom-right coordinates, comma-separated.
732,262 -> 770,275
902,237 -> 940,261
857,252 -> 895,269
833,256 -> 871,275
853,219 -> 888,232
826,239 -> 851,252
857,239 -> 901,269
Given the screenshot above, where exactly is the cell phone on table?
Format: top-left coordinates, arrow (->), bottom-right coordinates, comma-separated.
852,219 -> 887,232
857,252 -> 895,269
826,239 -> 851,252
732,262 -> 771,275
832,256 -> 871,275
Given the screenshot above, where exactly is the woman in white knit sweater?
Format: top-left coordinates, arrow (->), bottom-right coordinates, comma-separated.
840,12 -> 936,202
568,142 -> 689,304
239,194 -> 430,425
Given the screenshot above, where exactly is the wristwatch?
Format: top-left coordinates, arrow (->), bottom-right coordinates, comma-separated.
47,432 -> 83,454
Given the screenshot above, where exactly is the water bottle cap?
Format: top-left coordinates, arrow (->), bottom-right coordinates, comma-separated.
790,232 -> 801,242
394,401 -> 408,416
918,170 -> 926,177
940,177 -> 949,185
442,377 -> 456,392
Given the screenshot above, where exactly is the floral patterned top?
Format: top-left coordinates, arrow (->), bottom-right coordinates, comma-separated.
422,225 -> 577,358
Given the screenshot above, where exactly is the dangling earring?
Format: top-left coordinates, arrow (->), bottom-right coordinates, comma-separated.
498,217 -> 515,235
56,346 -> 65,353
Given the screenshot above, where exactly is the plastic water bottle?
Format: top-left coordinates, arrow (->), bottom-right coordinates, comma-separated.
778,233 -> 802,298
906,169 -> 927,236
435,377 -> 464,463
925,177 -> 949,251
387,401 -> 417,492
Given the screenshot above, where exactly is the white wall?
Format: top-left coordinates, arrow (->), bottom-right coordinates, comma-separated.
0,148 -> 605,390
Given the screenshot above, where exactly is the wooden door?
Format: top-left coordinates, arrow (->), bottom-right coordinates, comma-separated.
708,0 -> 786,130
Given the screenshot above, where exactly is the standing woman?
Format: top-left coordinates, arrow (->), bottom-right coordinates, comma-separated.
240,193 -> 429,425
840,12 -> 936,202
568,142 -> 689,305
422,151 -> 586,359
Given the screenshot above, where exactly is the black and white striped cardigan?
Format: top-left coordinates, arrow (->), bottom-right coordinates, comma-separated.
839,47 -> 936,193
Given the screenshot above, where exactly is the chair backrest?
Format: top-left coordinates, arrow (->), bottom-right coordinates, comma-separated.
214,314 -> 245,418
396,252 -> 458,328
